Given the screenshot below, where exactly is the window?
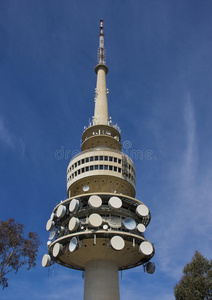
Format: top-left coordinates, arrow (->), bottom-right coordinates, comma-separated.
75,163 -> 77,168
104,156 -> 108,161
104,165 -> 108,170
86,158 -> 89,163
86,167 -> 89,172
114,158 -> 117,163
95,156 -> 98,161
81,168 -> 85,173
100,165 -> 103,170
100,156 -> 103,161
78,161 -> 81,166
109,156 -> 113,161
75,171 -> 77,176
90,156 -> 94,162
114,166 -> 117,172
95,165 -> 98,170
109,166 -> 113,171
81,159 -> 84,164
90,166 -> 94,171
78,170 -> 80,175
118,168 -> 121,173
118,159 -> 121,164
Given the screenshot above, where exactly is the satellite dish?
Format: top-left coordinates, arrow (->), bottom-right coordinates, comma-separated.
42,254 -> 51,267
68,217 -> 80,232
137,223 -> 146,233
139,241 -> 153,256
88,195 -> 102,209
108,196 -> 122,209
46,219 -> 55,231
53,243 -> 63,257
83,185 -> 90,192
50,213 -> 56,220
110,236 -> 125,251
69,199 -> 80,213
56,205 -> 66,218
103,224 -> 108,230
146,262 -> 156,274
88,213 -> 102,227
123,217 -> 136,230
47,241 -> 51,247
136,204 -> 149,217
69,237 -> 78,252
108,216 -> 122,228
49,229 -> 56,240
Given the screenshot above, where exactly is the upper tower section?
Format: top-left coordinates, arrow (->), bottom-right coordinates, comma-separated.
81,20 -> 121,152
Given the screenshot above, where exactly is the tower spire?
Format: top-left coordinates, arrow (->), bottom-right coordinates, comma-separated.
93,20 -> 109,126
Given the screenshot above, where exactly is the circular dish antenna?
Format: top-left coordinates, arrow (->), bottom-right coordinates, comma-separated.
50,213 -> 56,220
136,204 -> 149,217
69,217 -> 80,232
53,243 -> 63,257
146,262 -> 155,274
139,241 -> 153,256
137,223 -> 146,233
123,217 -> 136,230
108,216 -> 122,228
47,241 -> 51,247
49,229 -> 56,240
88,195 -> 102,209
88,213 -> 102,227
42,254 -> 51,267
56,205 -> 66,218
110,236 -> 125,251
69,237 -> 78,252
108,196 -> 122,209
46,220 -> 55,231
103,224 -> 108,230
83,185 -> 90,192
69,199 -> 80,213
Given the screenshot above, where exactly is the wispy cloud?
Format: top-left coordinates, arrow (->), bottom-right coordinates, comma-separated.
151,95 -> 212,280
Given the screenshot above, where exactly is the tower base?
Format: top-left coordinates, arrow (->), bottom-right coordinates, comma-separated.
84,260 -> 120,300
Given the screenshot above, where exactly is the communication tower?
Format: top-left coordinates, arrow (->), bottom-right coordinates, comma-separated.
42,20 -> 155,300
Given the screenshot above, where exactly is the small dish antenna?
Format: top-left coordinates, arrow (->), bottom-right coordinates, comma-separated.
69,199 -> 80,213
123,217 -> 136,230
88,195 -> 102,209
110,235 -> 125,251
136,204 -> 149,217
53,243 -> 63,257
108,196 -> 122,209
56,205 -> 66,218
139,241 -> 153,256
42,254 -> 51,267
69,237 -> 78,252
83,185 -> 90,192
69,217 -> 80,231
49,229 -> 56,240
144,262 -> 155,274
46,220 -> 55,231
88,213 -> 102,227
137,223 -> 146,233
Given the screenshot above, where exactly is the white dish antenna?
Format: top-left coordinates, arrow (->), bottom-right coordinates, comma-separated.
123,217 -> 136,230
108,216 -> 122,228
110,235 -> 125,251
88,195 -> 102,209
83,185 -> 90,192
69,237 -> 78,252
69,199 -> 80,213
69,217 -> 80,231
42,254 -> 51,267
49,229 -> 56,240
56,205 -> 66,218
88,213 -> 102,227
46,220 -> 55,231
139,241 -> 153,256
103,224 -> 108,230
50,213 -> 56,220
137,223 -> 146,233
108,196 -> 122,209
53,243 -> 63,257
136,204 -> 149,217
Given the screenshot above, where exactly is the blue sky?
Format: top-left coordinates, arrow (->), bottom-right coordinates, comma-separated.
1,0 -> 212,299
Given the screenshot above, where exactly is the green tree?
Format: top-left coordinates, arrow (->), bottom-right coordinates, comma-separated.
0,218 -> 41,289
174,251 -> 212,300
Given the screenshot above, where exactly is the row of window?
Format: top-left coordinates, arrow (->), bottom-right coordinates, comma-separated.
67,164 -> 135,183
